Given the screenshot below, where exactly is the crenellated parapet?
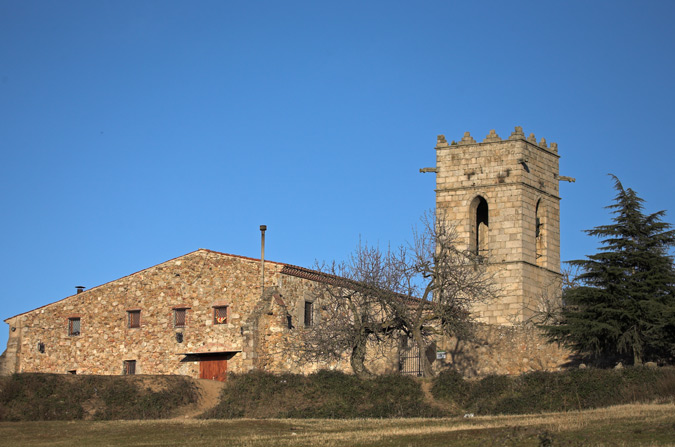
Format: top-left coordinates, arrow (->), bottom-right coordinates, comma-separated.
483,129 -> 501,143
436,127 -> 558,153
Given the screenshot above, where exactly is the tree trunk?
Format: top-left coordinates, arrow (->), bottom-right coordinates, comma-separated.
350,334 -> 372,378
633,349 -> 642,366
411,327 -> 434,377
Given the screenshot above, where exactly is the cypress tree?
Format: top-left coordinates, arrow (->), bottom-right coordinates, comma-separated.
547,175 -> 675,365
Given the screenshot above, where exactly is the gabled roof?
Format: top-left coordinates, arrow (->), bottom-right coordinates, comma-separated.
4,248 -> 289,322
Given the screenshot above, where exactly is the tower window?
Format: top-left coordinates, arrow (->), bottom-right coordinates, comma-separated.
536,199 -> 546,265
470,196 -> 489,257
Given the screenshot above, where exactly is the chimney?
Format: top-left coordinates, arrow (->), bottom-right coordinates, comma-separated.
75,286 -> 85,294
260,225 -> 267,291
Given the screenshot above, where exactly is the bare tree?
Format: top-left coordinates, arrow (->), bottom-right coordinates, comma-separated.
299,243 -> 404,377
300,212 -> 496,378
397,211 -> 497,376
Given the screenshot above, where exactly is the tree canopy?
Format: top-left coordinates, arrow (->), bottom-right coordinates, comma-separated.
546,175 -> 675,365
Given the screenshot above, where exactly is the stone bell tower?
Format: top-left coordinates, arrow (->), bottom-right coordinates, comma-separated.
428,127 -> 566,325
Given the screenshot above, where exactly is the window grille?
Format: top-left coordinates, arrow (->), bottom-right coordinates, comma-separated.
127,310 -> 141,328
174,308 -> 187,328
123,360 -> 136,375
68,317 -> 80,336
304,301 -> 313,327
214,306 -> 227,325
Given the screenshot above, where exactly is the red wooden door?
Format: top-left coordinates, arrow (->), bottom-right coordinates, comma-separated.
199,355 -> 228,382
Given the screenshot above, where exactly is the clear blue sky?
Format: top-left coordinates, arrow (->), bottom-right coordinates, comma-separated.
2,0 -> 675,351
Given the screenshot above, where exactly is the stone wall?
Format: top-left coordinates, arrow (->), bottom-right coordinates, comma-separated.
435,127 -> 562,325
434,324 -> 573,377
2,247 -> 571,379
2,248 -> 400,378
249,272 -> 399,375
3,249 -> 290,376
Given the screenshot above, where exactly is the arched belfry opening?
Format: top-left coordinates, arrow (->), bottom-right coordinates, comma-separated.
535,199 -> 545,266
470,196 -> 489,257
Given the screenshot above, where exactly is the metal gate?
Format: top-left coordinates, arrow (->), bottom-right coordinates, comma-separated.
399,340 -> 422,376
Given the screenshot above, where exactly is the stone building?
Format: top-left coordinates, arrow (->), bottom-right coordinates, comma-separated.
0,249 -> 395,379
1,127 -> 572,379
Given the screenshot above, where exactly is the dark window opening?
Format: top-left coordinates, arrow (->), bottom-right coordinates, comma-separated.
67,370 -> 77,375
123,360 -> 136,375
535,199 -> 545,264
174,308 -> 187,328
127,310 -> 141,329
304,301 -> 314,327
471,196 -> 489,257
68,318 -> 80,336
287,314 -> 293,330
214,306 -> 228,325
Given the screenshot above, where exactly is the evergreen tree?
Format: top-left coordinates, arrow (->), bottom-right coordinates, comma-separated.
546,175 -> 675,365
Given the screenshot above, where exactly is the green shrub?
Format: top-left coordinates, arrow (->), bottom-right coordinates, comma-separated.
432,366 -> 675,415
203,370 -> 441,419
0,374 -> 199,421
430,369 -> 468,404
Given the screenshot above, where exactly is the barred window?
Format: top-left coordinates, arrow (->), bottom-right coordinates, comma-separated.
123,360 -> 136,375
68,317 -> 80,336
304,301 -> 313,327
213,306 -> 228,325
127,310 -> 141,328
174,308 -> 187,328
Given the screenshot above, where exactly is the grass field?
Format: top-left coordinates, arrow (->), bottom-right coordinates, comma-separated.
0,403 -> 673,447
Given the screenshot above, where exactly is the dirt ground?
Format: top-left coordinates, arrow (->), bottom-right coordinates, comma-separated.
170,378 -> 225,419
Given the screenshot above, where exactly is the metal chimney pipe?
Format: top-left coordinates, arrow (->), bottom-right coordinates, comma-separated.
260,225 -> 267,292
75,286 -> 85,294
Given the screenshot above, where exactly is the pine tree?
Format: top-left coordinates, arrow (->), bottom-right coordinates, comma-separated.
546,175 -> 675,365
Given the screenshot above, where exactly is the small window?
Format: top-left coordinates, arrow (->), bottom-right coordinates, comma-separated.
469,196 -> 490,258
68,317 -> 81,336
214,306 -> 228,325
304,301 -> 313,327
127,310 -> 141,328
174,308 -> 187,328
123,360 -> 136,375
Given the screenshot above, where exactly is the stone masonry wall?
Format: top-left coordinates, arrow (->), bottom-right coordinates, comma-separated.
435,127 -> 561,325
252,273 -> 398,375
4,249 -> 286,377
434,324 -> 573,377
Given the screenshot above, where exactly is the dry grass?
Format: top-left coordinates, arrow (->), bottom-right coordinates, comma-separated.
0,403 -> 673,446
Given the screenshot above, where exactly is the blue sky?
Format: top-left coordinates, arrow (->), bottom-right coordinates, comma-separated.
2,0 -> 674,351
